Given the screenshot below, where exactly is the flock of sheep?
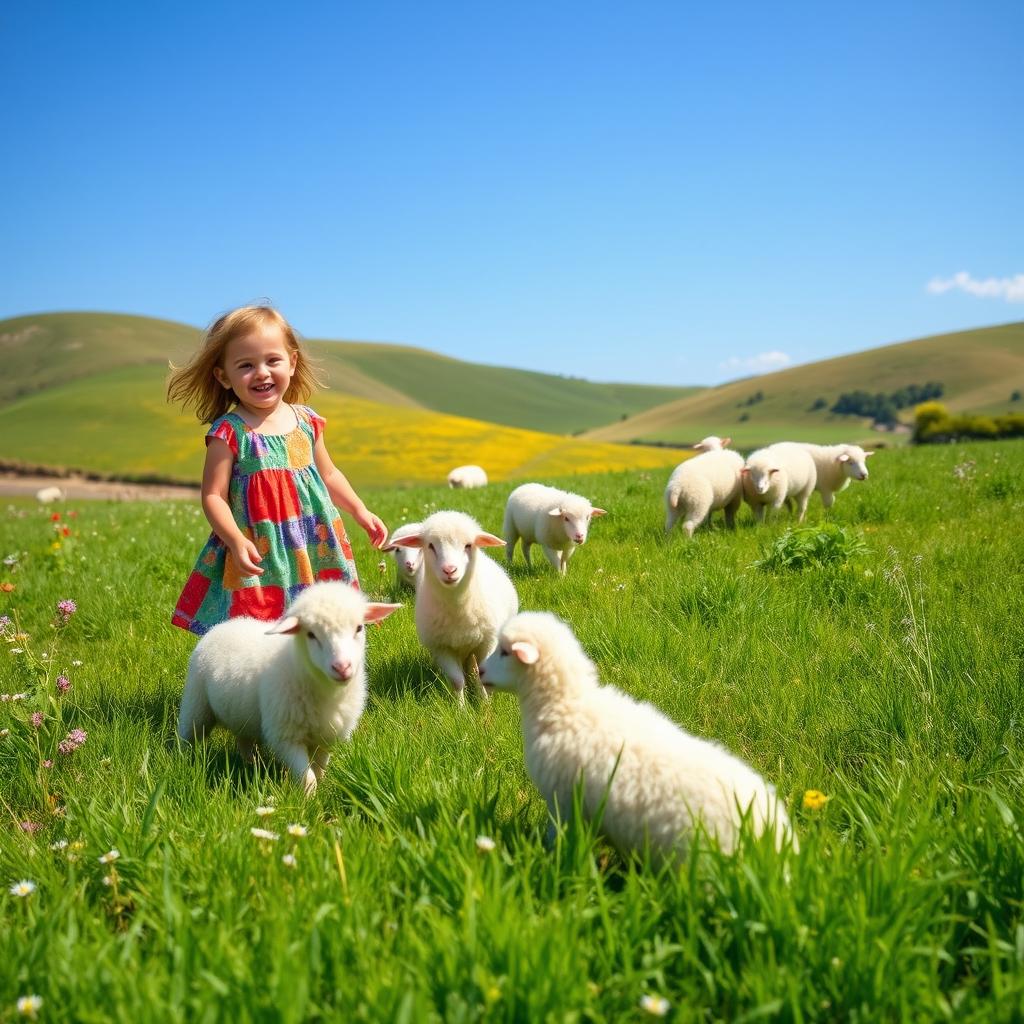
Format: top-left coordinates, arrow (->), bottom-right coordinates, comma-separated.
178,436 -> 875,863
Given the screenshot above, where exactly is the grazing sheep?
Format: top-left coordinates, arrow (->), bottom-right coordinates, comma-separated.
693,435 -> 731,452
383,522 -> 423,589
390,510 -> 518,701
447,465 -> 488,489
741,442 -> 818,523
479,612 -> 793,860
664,449 -> 745,537
503,483 -> 607,575
177,582 -> 401,794
798,443 -> 873,509
35,486 -> 65,504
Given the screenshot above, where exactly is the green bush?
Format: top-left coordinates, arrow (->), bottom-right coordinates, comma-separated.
751,524 -> 868,572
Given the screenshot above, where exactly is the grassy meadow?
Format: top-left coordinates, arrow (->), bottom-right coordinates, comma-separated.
1,440 -> 1024,1021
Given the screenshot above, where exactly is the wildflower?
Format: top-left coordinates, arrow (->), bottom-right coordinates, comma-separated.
254,806 -> 275,817
282,853 -> 297,868
42,759 -> 53,768
11,692 -> 28,701
31,712 -> 44,729
9,648 -> 24,655
56,675 -> 71,694
102,875 -> 114,887
0,582 -> 14,593
56,599 -> 77,622
51,513 -> 61,522
58,728 -> 87,755
251,828 -> 279,841
0,728 -> 9,738
640,994 -> 670,1016
475,835 -> 496,853
803,790 -> 829,811
49,840 -> 68,851
0,614 -> 10,632
16,995 -> 43,1018
19,821 -> 41,835
9,880 -> 36,897
286,823 -> 308,838
98,849 -> 120,865
71,659 -> 82,666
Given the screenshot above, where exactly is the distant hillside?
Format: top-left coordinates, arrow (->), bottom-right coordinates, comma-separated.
0,312 -> 698,435
584,322 -> 1024,449
0,364 -> 687,490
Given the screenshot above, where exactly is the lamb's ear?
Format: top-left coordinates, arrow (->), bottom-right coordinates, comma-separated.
721,437 -> 732,447
590,507 -> 607,517
391,535 -> 423,548
511,640 -> 539,665
364,603 -> 402,624
769,468 -> 780,476
691,442 -> 706,451
837,452 -> 851,463
864,450 -> 875,458
474,532 -> 506,547
547,507 -> 564,517
266,616 -> 301,635
741,466 -> 750,475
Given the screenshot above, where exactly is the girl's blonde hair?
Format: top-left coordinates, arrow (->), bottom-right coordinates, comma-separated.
167,304 -> 324,423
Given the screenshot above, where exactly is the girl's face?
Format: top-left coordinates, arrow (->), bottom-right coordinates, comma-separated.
214,328 -> 297,413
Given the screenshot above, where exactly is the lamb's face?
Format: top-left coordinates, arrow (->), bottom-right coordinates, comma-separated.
267,584 -> 401,685
838,446 -> 872,481
550,498 -> 607,546
392,514 -> 505,589
744,464 -> 780,495
392,547 -> 423,583
693,435 -> 730,452
479,612 -> 586,699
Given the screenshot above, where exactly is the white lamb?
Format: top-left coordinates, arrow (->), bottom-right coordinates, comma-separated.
664,449 -> 745,537
478,612 -> 793,860
177,582 -> 401,794
503,483 -> 607,575
447,465 -> 488,489
798,443 -> 873,508
693,435 -> 731,452
383,522 -> 423,589
741,442 -> 818,523
35,486 -> 65,504
390,510 -> 518,701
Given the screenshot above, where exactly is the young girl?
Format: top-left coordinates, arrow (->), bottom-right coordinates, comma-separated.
167,304 -> 388,635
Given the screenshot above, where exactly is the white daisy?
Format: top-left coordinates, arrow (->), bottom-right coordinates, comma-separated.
250,828 -> 279,841
9,880 -> 36,897
49,839 -> 69,851
475,835 -> 496,853
98,849 -> 120,865
282,853 -> 297,868
254,806 -> 275,817
286,823 -> 308,838
639,994 -> 670,1017
16,994 -> 43,1018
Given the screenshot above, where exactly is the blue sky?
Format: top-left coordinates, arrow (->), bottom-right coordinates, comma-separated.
1,1 -> 1020,385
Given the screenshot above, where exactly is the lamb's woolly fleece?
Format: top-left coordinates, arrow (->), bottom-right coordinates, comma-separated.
177,583 -> 398,793
395,510 -> 518,698
447,464 -> 488,488
503,483 -> 607,575
479,612 -> 793,859
664,449 -> 745,536
742,442 -> 817,523
384,522 -> 423,588
798,443 -> 872,508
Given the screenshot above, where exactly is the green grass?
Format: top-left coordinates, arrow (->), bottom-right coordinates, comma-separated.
1,441 -> 1023,1020
584,321 -> 1024,449
0,312 -> 697,436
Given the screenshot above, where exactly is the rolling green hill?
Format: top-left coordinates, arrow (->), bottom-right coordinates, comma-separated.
584,322 -> 1024,449
0,312 -> 698,435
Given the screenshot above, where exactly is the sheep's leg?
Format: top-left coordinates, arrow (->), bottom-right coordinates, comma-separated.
465,652 -> 490,701
752,503 -> 766,524
311,747 -> 331,781
521,541 -> 533,568
724,494 -> 741,529
503,523 -> 519,564
820,489 -> 835,510
795,489 -> 812,523
665,505 -> 679,534
542,546 -> 563,575
273,741 -> 318,796
236,736 -> 256,764
434,651 -> 467,703
177,680 -> 215,745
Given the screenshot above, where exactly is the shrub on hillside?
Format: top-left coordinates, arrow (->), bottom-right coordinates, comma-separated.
751,524 -> 867,572
913,402 -> 1024,443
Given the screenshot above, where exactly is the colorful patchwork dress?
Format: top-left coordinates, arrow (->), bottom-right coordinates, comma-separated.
172,405 -> 359,635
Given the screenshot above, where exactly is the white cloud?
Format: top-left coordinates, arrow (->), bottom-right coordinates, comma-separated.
718,350 -> 792,375
926,271 -> 1024,303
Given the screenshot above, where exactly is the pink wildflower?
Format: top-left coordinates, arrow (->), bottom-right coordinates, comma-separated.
0,614 -> 10,633
56,599 -> 77,623
58,728 -> 87,755
19,820 -> 42,835
56,675 -> 71,694
31,711 -> 44,729
42,759 -> 53,768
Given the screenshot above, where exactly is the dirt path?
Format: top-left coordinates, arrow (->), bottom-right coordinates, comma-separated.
0,472 -> 199,502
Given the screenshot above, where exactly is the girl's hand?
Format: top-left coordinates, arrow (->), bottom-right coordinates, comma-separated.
231,538 -> 264,576
355,509 -> 388,549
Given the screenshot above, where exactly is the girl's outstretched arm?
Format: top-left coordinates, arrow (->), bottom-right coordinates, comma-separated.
201,438 -> 264,575
312,433 -> 388,548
